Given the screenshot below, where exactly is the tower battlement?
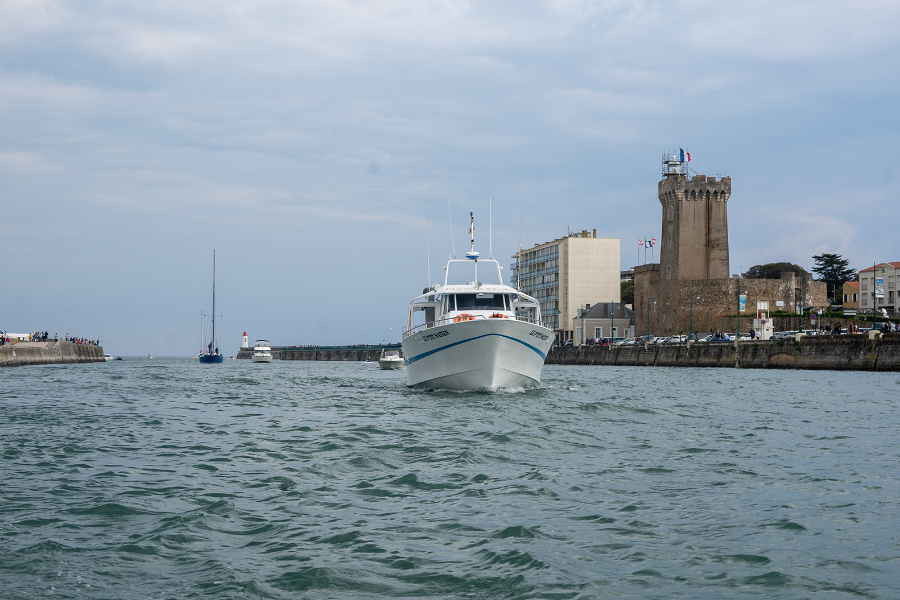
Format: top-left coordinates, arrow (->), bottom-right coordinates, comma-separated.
658,175 -> 731,205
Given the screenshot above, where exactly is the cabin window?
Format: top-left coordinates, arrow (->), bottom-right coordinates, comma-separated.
454,293 -> 506,311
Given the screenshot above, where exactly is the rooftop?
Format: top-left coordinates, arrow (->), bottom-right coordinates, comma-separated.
860,262 -> 900,272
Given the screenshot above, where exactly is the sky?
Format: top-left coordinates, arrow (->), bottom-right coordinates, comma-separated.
2,0 -> 898,355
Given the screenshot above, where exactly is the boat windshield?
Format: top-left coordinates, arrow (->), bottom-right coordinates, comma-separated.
454,293 -> 508,311
384,350 -> 400,358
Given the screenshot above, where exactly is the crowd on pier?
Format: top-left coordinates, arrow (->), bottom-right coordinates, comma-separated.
0,331 -> 100,346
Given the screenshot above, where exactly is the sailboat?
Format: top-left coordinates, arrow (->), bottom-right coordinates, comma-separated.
148,338 -> 153,359
199,250 -> 224,364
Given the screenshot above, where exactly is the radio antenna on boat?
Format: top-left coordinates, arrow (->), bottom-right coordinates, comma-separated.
489,192 -> 492,259
446,185 -> 456,259
518,219 -> 523,290
426,218 -> 430,288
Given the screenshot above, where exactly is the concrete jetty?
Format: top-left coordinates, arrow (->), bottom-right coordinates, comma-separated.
546,333 -> 900,371
0,341 -> 106,367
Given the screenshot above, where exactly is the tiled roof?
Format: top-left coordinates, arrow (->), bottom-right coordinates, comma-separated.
581,302 -> 634,320
845,281 -> 859,290
860,262 -> 900,272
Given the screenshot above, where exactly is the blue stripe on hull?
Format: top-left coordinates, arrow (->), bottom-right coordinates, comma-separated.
406,333 -> 546,365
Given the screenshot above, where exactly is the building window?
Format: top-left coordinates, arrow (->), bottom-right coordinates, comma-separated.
843,294 -> 848,302
853,293 -> 858,302
862,298 -> 868,306
595,327 -> 602,339
890,291 -> 895,303
861,282 -> 868,291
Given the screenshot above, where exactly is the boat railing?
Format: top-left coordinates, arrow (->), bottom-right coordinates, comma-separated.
402,315 -> 546,340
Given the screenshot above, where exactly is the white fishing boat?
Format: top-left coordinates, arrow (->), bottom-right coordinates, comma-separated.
378,348 -> 404,370
401,212 -> 553,390
251,340 -> 273,363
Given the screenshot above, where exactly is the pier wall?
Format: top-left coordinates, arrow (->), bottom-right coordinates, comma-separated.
546,333 -> 900,371
236,345 -> 401,362
0,341 -> 105,367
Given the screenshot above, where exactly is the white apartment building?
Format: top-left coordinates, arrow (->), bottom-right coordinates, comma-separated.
859,262 -> 899,314
511,229 -> 620,344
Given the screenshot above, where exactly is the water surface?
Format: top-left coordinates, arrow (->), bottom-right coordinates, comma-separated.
1,359 -> 898,599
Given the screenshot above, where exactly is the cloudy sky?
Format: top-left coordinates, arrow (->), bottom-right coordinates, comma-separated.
2,0 -> 898,355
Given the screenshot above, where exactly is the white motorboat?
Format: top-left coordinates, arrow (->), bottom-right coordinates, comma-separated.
378,348 -> 404,370
104,353 -> 113,361
401,213 -> 554,390
251,340 -> 273,363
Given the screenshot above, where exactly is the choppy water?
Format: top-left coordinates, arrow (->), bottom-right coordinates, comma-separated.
1,359 -> 899,599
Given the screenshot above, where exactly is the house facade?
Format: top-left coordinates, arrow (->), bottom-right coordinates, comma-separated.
859,262 -> 899,315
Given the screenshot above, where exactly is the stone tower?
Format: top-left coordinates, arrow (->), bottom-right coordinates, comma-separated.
658,173 -> 731,284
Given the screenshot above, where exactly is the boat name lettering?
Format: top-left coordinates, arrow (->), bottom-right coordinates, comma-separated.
421,330 -> 449,342
529,330 -> 549,341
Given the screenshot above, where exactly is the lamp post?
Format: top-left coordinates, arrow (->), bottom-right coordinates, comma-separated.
873,264 -> 885,331
611,302 -> 615,346
799,271 -> 804,334
646,297 -> 650,340
690,293 -> 699,341
654,299 -> 658,338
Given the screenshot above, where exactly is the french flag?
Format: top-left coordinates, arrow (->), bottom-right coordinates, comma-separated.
680,148 -> 691,162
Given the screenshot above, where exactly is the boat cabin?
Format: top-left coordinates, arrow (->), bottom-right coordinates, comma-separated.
405,259 -> 542,336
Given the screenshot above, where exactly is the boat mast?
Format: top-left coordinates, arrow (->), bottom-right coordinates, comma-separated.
211,250 -> 216,354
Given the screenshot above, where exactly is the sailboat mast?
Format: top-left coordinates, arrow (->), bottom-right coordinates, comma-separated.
211,250 -> 216,353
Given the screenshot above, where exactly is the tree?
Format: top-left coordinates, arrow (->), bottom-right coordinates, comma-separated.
812,253 -> 856,302
621,279 -> 634,305
744,262 -> 807,280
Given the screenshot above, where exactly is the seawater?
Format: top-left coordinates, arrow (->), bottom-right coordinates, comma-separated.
1,359 -> 898,599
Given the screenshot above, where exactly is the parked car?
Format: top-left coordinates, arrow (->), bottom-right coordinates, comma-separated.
563,339 -> 574,347
772,330 -> 798,340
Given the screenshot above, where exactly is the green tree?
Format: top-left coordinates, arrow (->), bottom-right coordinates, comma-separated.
744,262 -> 807,279
621,279 -> 634,305
812,253 -> 856,302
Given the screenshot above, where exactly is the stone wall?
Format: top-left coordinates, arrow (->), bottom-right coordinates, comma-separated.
0,341 -> 105,367
633,263 -> 661,337
238,345 -> 401,361
546,333 -> 900,371
635,270 -> 828,336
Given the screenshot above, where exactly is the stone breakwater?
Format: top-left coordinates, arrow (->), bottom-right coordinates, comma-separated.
236,345 -> 400,362
547,333 -> 900,371
0,341 -> 105,367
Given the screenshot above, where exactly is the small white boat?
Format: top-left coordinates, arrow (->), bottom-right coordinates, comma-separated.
104,354 -> 113,361
401,212 -> 553,390
252,340 -> 273,363
378,348 -> 404,370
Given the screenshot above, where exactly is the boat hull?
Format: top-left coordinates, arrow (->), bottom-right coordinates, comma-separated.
198,354 -> 224,364
402,318 -> 553,390
378,358 -> 404,370
252,354 -> 273,363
